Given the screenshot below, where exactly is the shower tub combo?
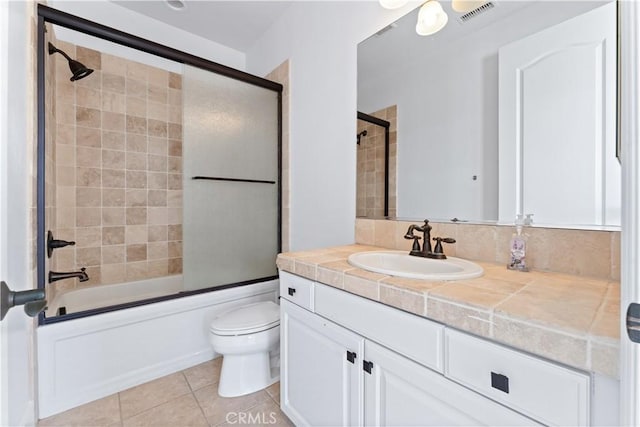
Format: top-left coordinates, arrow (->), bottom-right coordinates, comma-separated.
36,4 -> 283,419
38,278 -> 279,418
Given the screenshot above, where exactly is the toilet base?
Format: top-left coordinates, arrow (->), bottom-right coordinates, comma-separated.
218,351 -> 279,397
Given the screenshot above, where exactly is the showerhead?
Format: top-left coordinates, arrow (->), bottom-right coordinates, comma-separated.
48,42 -> 94,82
356,130 -> 368,145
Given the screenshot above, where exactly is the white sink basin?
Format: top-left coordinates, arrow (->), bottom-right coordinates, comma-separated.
347,251 -> 484,281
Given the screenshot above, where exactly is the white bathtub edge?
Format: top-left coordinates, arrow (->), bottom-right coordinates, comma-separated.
37,280 -> 279,419
43,349 -> 214,419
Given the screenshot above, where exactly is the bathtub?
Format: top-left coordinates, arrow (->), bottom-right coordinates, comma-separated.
45,275 -> 184,317
37,278 -> 279,418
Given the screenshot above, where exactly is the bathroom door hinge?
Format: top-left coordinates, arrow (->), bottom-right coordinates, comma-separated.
363,360 -> 373,374
626,303 -> 640,343
346,351 -> 356,364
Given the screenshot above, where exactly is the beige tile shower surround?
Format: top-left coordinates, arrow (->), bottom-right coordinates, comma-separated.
50,40 -> 183,295
265,60 -> 290,252
356,105 -> 397,218
276,219 -> 621,379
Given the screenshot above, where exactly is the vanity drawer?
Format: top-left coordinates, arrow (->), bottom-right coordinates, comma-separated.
279,271 -> 314,311
444,329 -> 590,426
315,282 -> 444,372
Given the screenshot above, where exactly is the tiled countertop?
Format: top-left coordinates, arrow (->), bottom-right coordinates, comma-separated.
276,244 -> 620,379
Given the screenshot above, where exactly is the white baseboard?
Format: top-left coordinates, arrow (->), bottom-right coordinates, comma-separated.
19,399 -> 35,427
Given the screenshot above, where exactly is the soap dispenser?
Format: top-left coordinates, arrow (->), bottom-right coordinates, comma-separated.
507,215 -> 529,272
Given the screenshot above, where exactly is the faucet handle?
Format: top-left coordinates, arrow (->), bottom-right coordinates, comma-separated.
407,235 -> 422,254
435,237 -> 456,245
432,237 -> 456,257
47,231 -> 76,258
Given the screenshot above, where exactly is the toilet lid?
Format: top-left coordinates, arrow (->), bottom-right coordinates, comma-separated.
210,301 -> 280,335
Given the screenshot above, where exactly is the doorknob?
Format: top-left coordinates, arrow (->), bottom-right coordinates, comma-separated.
0,281 -> 47,320
627,302 -> 640,343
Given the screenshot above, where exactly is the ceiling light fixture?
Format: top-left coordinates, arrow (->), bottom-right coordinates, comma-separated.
379,0 -> 409,9
451,0 -> 486,13
415,0 -> 448,36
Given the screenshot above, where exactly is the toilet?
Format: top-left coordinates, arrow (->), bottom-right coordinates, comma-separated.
209,301 -> 280,397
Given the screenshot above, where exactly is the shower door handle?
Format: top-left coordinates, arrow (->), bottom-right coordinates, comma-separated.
192,176 -> 276,184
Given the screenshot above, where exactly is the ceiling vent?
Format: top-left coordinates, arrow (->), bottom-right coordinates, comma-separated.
457,2 -> 496,23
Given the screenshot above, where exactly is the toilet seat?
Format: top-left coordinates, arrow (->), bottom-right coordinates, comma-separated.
210,301 -> 280,336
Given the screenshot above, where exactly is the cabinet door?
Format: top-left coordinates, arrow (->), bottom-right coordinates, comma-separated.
363,341 -> 540,427
280,299 -> 364,426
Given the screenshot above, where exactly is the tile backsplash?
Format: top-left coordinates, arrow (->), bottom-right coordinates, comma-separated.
355,218 -> 620,280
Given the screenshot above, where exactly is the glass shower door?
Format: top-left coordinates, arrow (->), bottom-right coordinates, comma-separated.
183,65 -> 280,290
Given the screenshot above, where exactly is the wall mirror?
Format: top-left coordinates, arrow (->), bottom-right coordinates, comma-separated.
357,0 -> 620,229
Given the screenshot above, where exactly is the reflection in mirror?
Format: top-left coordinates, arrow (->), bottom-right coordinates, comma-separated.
358,0 -> 619,228
356,110 -> 395,218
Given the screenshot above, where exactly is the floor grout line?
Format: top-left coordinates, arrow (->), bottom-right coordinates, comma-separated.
191,389 -> 211,427
119,378 -> 193,422
181,370 -> 196,393
117,392 -> 123,426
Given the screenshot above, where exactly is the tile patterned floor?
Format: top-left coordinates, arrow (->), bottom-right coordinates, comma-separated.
38,358 -> 291,427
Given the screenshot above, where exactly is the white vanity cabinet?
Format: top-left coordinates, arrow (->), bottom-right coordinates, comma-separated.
363,339 -> 538,426
445,329 -> 590,426
280,298 -> 363,426
279,271 -> 590,426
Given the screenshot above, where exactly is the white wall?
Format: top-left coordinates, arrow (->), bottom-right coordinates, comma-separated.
247,1 -> 418,251
48,0 -> 246,71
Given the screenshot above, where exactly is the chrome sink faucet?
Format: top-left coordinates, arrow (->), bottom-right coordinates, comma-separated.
404,219 -> 456,259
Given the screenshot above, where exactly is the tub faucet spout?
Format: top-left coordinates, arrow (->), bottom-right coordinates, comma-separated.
49,268 -> 89,283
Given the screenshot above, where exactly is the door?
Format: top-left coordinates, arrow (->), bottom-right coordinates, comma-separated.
619,1 -> 640,425
1,1 -> 37,425
182,65 -> 280,291
0,2 -> 7,423
280,299 -> 364,426
363,340 -> 539,426
498,2 -> 619,226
